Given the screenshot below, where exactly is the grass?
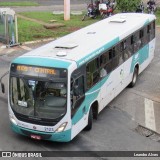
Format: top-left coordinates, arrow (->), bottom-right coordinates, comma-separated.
20,12 -> 100,28
0,1 -> 39,6
18,12 -> 100,42
18,18 -> 54,42
18,10 -> 160,42
155,8 -> 160,25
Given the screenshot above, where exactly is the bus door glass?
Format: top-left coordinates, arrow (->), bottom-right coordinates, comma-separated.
71,70 -> 85,117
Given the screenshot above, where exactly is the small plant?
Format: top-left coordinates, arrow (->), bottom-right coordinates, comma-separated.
116,0 -> 141,12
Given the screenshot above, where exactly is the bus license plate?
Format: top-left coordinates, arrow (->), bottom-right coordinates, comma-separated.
31,134 -> 41,140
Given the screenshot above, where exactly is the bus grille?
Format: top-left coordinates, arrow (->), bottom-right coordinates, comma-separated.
21,129 -> 52,139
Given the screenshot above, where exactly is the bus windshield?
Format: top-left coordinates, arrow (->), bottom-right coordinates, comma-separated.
10,77 -> 67,120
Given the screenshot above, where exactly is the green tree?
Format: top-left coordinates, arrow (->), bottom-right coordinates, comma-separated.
117,0 -> 141,12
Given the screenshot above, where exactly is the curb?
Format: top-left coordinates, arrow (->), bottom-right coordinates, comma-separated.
0,38 -> 55,49
0,45 -> 6,49
22,38 -> 55,45
53,11 -> 83,15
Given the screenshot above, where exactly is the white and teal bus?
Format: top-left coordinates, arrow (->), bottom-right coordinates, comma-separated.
6,13 -> 156,142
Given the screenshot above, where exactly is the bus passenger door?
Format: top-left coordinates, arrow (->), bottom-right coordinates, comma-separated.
70,67 -> 88,139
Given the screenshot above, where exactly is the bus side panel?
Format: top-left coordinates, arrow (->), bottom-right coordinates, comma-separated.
70,39 -> 155,141
71,83 -> 101,139
98,39 -> 155,113
99,64 -> 127,112
139,38 -> 155,74
98,75 -> 114,112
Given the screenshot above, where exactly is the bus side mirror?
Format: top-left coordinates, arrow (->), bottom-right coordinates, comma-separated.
1,83 -> 5,94
0,71 -> 9,94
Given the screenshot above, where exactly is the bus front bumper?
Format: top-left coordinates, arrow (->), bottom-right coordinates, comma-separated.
11,123 -> 71,142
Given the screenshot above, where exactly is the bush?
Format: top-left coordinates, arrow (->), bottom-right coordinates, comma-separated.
117,0 -> 141,12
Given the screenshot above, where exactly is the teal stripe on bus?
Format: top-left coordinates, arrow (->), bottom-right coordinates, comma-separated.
144,19 -> 150,26
11,123 -> 71,142
12,57 -> 71,69
77,37 -> 120,67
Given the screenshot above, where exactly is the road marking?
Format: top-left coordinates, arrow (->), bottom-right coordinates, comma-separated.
0,48 -> 4,53
0,45 -> 6,49
6,49 -> 15,54
144,98 -> 156,131
20,45 -> 32,51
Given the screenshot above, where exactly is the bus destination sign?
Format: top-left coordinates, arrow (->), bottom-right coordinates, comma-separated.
10,64 -> 64,78
16,65 -> 56,75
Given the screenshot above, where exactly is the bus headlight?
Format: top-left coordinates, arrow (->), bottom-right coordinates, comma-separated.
9,114 -> 17,126
55,122 -> 67,133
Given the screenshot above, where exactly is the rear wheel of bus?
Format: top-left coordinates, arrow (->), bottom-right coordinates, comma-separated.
85,107 -> 93,131
129,67 -> 138,88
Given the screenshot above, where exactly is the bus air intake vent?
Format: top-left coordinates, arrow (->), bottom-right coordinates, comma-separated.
56,51 -> 67,57
110,18 -> 126,23
87,32 -> 96,34
55,43 -> 78,49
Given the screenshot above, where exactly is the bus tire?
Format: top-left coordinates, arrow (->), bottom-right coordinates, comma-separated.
129,67 -> 138,88
84,107 -> 93,131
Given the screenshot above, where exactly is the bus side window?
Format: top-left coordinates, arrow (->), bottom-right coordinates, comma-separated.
147,24 -> 151,41
151,21 -> 155,40
131,35 -> 135,54
120,40 -> 129,61
86,58 -> 100,89
139,29 -> 144,48
135,32 -> 141,53
100,51 -> 112,77
111,47 -> 119,69
100,51 -> 109,78
144,26 -> 148,45
126,37 -> 132,58
73,76 -> 85,98
131,34 -> 139,54
71,75 -> 85,115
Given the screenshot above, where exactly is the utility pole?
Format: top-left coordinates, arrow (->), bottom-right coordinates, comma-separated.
64,0 -> 70,21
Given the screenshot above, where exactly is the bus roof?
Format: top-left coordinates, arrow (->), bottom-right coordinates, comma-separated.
13,13 -> 156,68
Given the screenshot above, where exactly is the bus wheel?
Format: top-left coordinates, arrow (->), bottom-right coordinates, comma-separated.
129,67 -> 138,88
84,107 -> 93,131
